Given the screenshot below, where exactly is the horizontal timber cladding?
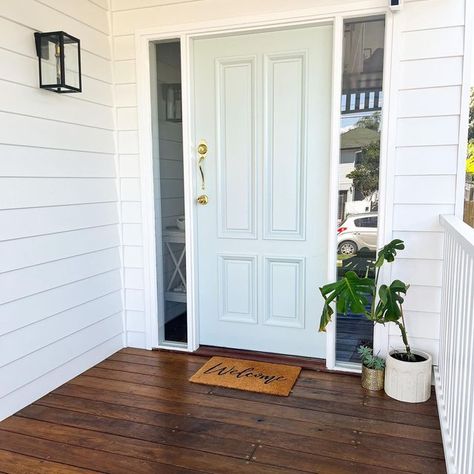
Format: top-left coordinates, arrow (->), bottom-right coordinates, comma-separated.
0,1 -> 123,421
390,0 -> 466,362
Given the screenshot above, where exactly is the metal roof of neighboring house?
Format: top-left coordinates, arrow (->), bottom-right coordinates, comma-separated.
340,127 -> 380,150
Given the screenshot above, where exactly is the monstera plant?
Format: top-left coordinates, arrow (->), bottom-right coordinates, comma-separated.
319,239 -> 434,403
318,239 -> 413,360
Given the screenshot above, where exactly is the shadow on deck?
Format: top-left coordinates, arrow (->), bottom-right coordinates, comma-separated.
0,348 -> 445,473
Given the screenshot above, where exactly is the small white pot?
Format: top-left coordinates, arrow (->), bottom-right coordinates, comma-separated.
384,349 -> 432,403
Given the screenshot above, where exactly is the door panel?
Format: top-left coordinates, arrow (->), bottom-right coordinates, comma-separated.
216,57 -> 257,239
218,254 -> 257,323
194,25 -> 332,358
264,52 -> 306,240
264,256 -> 305,328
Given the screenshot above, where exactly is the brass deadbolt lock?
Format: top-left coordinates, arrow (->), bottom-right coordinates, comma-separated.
197,194 -> 209,205
197,143 -> 208,155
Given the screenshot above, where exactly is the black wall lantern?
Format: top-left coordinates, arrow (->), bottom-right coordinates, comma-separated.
34,31 -> 82,93
162,83 -> 182,122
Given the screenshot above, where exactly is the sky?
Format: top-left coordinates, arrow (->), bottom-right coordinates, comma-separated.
341,111 -> 376,133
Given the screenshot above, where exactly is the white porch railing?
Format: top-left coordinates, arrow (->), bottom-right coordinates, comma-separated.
437,215 -> 474,474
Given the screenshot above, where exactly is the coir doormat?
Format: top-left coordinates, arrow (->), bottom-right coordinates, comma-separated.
189,356 -> 301,396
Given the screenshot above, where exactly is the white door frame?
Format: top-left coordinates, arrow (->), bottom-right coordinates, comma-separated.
135,4 -> 395,370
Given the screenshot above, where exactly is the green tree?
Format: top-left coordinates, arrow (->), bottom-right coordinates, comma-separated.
355,111 -> 381,132
469,87 -> 473,142
346,140 -> 380,201
468,89 -> 474,178
467,141 -> 474,176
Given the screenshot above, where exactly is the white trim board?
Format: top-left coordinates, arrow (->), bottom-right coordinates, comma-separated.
134,4 -> 395,368
373,9 -> 396,359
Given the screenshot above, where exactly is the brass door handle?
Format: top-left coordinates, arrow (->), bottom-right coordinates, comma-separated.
197,140 -> 207,191
197,140 -> 208,204
198,155 -> 206,190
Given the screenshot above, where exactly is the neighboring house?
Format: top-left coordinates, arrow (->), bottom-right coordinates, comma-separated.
339,126 -> 380,219
0,1 -> 473,472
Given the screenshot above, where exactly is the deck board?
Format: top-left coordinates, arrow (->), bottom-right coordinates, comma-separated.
0,348 -> 446,473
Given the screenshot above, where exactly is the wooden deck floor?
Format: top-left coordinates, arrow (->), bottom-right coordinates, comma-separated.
0,349 -> 445,473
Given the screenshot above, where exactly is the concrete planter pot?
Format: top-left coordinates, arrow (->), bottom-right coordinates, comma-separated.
384,349 -> 432,403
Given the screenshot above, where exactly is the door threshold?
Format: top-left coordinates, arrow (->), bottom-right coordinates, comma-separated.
153,345 -> 361,376
193,345 -> 357,376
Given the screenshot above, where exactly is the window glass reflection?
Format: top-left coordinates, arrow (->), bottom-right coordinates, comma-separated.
336,17 -> 385,364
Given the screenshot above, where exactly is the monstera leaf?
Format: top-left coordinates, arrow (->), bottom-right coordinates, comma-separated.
319,271 -> 375,332
374,279 -> 409,323
318,238 -> 414,358
375,239 -> 405,268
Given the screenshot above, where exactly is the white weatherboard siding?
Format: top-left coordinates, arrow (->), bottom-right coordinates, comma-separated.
112,0 -> 468,364
390,0 -> 467,365
0,1 -> 123,420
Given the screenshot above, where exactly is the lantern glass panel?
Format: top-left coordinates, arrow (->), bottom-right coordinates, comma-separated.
38,33 -> 62,86
63,34 -> 80,89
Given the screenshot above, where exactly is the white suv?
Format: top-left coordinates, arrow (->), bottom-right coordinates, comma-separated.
337,213 -> 378,255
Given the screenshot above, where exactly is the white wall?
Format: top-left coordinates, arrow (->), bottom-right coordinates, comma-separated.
388,0 -> 467,364
110,0 -> 468,363
0,0 -> 123,420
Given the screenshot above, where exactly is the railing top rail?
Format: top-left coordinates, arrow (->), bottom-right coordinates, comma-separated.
440,214 -> 474,256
